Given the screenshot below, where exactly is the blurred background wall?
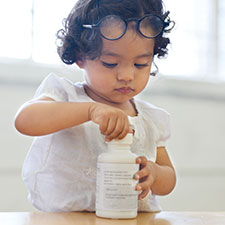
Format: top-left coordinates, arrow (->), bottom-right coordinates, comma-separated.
0,0 -> 225,211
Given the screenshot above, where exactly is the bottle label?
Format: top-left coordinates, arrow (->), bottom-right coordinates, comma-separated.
96,162 -> 139,211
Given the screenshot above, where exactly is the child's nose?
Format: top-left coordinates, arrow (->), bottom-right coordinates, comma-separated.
117,66 -> 134,82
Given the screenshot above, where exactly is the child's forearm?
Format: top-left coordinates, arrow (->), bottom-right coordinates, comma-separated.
151,163 -> 176,195
15,101 -> 95,136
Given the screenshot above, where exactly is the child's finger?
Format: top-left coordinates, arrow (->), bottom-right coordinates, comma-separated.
136,156 -> 148,165
134,166 -> 150,180
138,188 -> 150,200
104,116 -> 118,136
115,118 -> 130,140
105,115 -> 130,141
105,117 -> 124,141
116,129 -> 130,140
98,117 -> 109,134
135,175 -> 154,200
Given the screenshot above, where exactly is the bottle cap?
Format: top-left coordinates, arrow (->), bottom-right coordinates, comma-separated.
108,133 -> 133,145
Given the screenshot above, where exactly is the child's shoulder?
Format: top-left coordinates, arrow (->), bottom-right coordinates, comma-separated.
134,98 -> 171,144
35,73 -> 86,101
42,73 -> 82,87
134,98 -> 170,125
135,98 -> 169,116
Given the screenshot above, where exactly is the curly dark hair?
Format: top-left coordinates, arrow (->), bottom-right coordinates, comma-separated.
56,0 -> 174,66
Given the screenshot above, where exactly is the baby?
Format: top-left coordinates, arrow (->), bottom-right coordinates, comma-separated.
15,0 -> 176,212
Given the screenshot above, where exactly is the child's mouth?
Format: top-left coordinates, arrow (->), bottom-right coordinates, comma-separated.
115,87 -> 134,94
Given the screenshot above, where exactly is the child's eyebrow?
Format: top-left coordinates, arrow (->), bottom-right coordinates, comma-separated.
101,51 -> 120,57
101,51 -> 153,58
135,53 -> 153,58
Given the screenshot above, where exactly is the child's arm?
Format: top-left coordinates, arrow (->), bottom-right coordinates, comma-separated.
15,97 -> 131,139
134,147 -> 176,200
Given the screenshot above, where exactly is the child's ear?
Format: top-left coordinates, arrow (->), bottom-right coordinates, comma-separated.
76,60 -> 85,68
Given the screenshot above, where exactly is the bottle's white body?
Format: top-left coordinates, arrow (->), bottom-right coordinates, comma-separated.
95,134 -> 139,219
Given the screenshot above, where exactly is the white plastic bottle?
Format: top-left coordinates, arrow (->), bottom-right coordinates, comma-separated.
95,133 -> 139,219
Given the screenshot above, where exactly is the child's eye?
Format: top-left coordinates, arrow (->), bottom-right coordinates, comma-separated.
134,63 -> 149,68
101,61 -> 117,68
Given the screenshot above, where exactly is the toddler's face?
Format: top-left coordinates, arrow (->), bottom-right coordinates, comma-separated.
79,28 -> 154,105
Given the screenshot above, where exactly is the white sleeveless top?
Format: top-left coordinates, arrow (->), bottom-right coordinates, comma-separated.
22,73 -> 171,212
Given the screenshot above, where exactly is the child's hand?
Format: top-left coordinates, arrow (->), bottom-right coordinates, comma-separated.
134,156 -> 156,200
88,102 -> 132,141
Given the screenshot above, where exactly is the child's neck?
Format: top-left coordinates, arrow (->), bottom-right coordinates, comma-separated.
84,84 -> 137,117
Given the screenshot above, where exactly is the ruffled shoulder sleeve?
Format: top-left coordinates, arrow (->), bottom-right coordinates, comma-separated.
34,73 -> 71,101
135,99 -> 171,147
